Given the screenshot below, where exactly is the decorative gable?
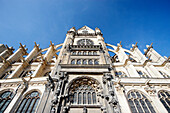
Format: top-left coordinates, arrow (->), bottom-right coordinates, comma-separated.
77,26 -> 95,34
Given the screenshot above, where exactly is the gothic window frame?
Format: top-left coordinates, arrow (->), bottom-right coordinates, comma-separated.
0,70 -> 13,79
71,59 -> 76,64
77,39 -> 94,46
77,51 -> 82,55
88,59 -> 93,65
158,90 -> 170,112
94,59 -> 99,65
15,90 -> 41,113
93,51 -> 97,55
82,59 -> 87,65
72,51 -> 76,55
83,51 -> 87,55
88,51 -> 93,55
68,76 -> 101,106
137,70 -> 150,78
127,90 -> 156,113
77,59 -> 81,65
0,89 -> 14,112
114,71 -> 127,78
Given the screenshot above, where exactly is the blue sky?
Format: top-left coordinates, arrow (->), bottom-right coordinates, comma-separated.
0,0 -> 170,57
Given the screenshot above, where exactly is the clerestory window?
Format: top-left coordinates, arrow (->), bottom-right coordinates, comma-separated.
158,90 -> 170,112
15,91 -> 40,113
0,90 -> 14,112
127,90 -> 156,113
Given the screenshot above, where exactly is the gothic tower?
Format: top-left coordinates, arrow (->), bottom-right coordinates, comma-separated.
0,26 -> 169,113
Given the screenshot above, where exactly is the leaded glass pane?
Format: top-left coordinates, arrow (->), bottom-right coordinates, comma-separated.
0,91 -> 14,112
88,60 -> 93,65
158,90 -> 170,112
92,92 -> 96,104
16,91 -> 40,113
83,93 -> 86,104
145,99 -> 156,113
88,92 -> 91,104
73,92 -> 77,104
77,59 -> 81,65
128,99 -> 137,113
128,90 -> 156,113
78,92 -> 81,104
71,60 -> 75,64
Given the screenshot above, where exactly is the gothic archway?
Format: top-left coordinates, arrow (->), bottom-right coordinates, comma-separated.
67,76 -> 102,105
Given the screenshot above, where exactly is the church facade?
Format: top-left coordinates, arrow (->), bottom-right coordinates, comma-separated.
0,26 -> 169,113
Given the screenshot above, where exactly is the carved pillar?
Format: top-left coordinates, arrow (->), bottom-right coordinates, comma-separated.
102,73 -> 121,113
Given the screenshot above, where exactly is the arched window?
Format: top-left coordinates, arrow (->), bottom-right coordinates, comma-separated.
92,92 -> 96,104
137,70 -> 149,78
88,51 -> 93,55
93,51 -> 97,55
88,92 -> 91,104
94,60 -> 99,65
73,92 -> 77,104
127,90 -> 156,113
0,70 -> 13,79
88,59 -> 93,65
71,59 -> 75,64
77,51 -> 81,55
158,90 -> 170,112
0,91 -> 14,112
16,91 -> 40,113
22,70 -> 35,77
82,60 -> 87,65
159,71 -> 170,78
78,92 -> 81,104
69,77 -> 99,105
72,51 -> 76,55
83,92 -> 86,104
83,51 -> 86,55
77,59 -> 81,65
115,71 -> 127,78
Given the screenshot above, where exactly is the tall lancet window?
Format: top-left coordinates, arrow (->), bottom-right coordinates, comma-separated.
158,90 -> 170,112
16,91 -> 40,113
0,90 -> 14,112
127,90 -> 156,113
69,77 -> 100,105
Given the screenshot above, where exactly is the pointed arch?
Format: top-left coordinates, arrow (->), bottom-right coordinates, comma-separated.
127,90 -> 156,113
158,90 -> 170,112
67,76 -> 102,105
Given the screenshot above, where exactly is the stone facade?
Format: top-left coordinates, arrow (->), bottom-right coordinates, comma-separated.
0,26 -> 169,113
